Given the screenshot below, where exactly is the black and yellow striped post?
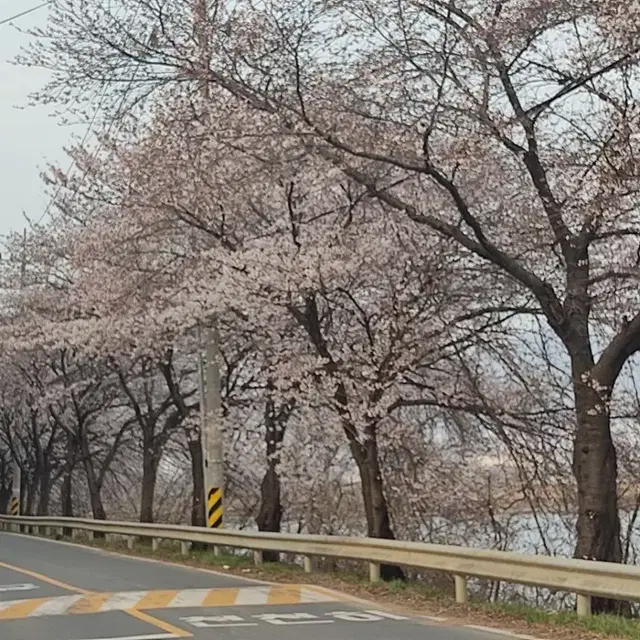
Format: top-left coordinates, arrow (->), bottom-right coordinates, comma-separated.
9,495 -> 19,516
207,487 -> 223,528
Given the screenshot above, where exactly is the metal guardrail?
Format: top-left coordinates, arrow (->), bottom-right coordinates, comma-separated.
0,514 -> 635,617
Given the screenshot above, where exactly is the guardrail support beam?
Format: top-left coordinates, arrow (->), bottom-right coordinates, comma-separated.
152,538 -> 160,552
303,555 -> 313,573
181,541 -> 190,556
369,562 -> 381,583
127,536 -> 136,550
576,593 -> 591,617
454,574 -> 468,604
253,550 -> 263,565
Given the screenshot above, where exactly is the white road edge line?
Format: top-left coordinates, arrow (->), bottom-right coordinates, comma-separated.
71,634 -> 178,640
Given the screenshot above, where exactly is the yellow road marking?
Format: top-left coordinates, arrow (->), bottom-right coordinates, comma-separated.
267,586 -> 301,604
0,561 -> 86,594
135,590 -> 179,610
201,587 -> 240,606
0,597 -> 50,620
0,559 -> 191,637
68,593 -> 112,614
126,608 -> 191,637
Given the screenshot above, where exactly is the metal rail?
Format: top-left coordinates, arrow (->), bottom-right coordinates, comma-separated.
1,514 -> 632,617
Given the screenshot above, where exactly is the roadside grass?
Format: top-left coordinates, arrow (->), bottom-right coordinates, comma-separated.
33,530 -> 640,640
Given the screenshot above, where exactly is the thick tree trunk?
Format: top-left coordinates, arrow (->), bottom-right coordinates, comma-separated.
572,369 -> 625,614
140,443 -> 159,523
79,436 -> 106,522
348,428 -> 405,581
256,398 -> 286,562
36,466 -> 51,516
60,432 -> 76,536
23,473 -> 34,516
61,473 -> 73,517
256,466 -> 282,562
188,432 -> 206,528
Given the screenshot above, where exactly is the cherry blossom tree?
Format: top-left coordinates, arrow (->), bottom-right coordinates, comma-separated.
10,0 -> 640,609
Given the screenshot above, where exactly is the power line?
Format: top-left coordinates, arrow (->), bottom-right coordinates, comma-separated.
0,1 -> 52,27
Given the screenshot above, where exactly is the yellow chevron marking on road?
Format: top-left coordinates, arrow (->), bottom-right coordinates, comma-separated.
0,596 -> 51,620
68,593 -> 111,614
0,585 -> 336,621
267,585 -> 301,604
201,587 -> 240,607
136,590 -> 181,610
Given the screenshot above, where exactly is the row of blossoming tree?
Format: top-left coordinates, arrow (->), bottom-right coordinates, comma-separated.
0,0 -> 639,612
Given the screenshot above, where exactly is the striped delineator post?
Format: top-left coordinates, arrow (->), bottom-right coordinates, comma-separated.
207,487 -> 223,529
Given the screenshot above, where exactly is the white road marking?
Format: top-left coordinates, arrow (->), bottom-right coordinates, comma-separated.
30,595 -> 83,616
254,612 -> 334,626
329,610 -> 387,621
100,591 -> 149,611
181,614 -> 259,628
0,583 -> 38,592
167,589 -> 209,608
234,586 -> 270,605
300,587 -> 338,602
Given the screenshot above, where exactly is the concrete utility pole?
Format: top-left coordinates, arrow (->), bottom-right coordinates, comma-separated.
192,0 -> 224,530
193,0 -> 224,529
9,231 -> 27,516
197,321 -> 224,529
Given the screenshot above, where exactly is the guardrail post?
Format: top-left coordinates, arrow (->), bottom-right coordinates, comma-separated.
213,545 -> 221,557
454,575 -> 468,604
576,593 -> 591,617
43,526 -> 50,537
88,530 -> 94,541
152,538 -> 160,552
71,528 -> 78,540
369,562 -> 381,583
303,556 -> 313,573
181,541 -> 190,556
253,550 -> 263,565
127,536 -> 135,550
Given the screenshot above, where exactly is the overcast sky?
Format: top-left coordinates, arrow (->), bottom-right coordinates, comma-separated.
0,4 -> 82,238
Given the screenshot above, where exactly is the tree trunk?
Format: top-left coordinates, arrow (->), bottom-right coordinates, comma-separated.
256,397 -> 286,562
188,432 -> 206,528
36,466 -> 51,516
256,466 -> 282,562
61,433 -> 75,537
61,472 -> 73,517
23,472 -> 35,516
79,436 -> 106,522
348,427 -> 405,581
572,366 -> 624,614
140,442 -> 159,523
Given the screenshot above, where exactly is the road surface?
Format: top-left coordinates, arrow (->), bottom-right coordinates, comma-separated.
0,531 -> 519,640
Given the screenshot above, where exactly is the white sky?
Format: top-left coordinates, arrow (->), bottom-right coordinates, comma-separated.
0,3 -> 82,238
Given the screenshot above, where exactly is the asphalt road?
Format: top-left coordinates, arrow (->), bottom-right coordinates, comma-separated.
0,531 -> 520,640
